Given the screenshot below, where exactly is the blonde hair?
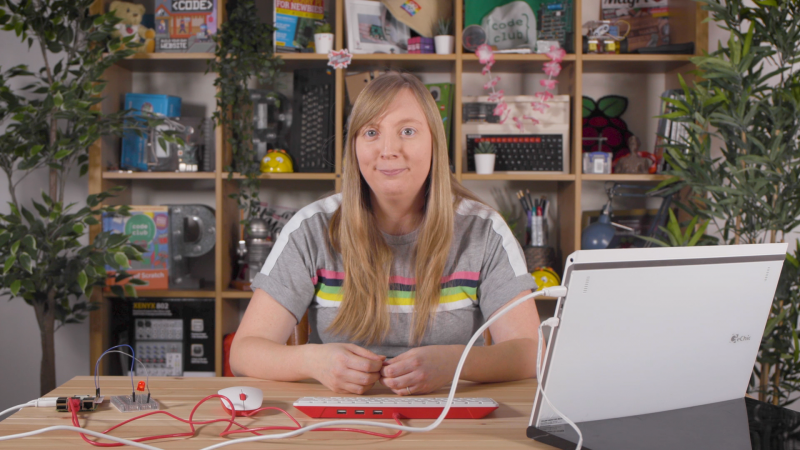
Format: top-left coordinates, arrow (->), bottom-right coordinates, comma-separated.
328,71 -> 482,345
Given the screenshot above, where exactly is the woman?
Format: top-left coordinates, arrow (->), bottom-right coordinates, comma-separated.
230,71 -> 542,396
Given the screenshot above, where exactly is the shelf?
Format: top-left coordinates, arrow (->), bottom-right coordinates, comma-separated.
349,53 -> 457,72
581,174 -> 672,182
581,54 -> 695,74
114,52 -> 333,72
103,171 -> 216,180
461,52 -> 576,72
222,172 -> 338,180
114,52 -> 215,72
461,172 -> 576,181
103,289 -> 217,298
462,53 -> 577,61
222,290 -> 252,299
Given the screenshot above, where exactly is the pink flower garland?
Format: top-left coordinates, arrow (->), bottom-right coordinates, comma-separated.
477,44 -> 566,130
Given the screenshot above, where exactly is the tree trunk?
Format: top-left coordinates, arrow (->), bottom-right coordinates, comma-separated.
34,289 -> 58,396
39,310 -> 56,396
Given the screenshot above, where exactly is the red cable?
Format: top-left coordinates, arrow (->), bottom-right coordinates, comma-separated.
68,395 -> 403,447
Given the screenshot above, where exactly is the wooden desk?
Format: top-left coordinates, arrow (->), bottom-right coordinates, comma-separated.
0,376 -> 551,449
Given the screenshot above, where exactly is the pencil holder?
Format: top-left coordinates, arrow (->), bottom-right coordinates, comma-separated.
524,245 -> 557,273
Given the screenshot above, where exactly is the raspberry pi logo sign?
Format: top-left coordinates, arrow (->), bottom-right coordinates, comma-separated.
582,95 -> 633,157
125,214 -> 156,245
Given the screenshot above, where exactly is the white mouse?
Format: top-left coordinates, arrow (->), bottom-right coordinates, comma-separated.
218,386 -> 263,415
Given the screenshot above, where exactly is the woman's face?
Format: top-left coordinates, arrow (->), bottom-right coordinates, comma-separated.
355,88 -> 433,203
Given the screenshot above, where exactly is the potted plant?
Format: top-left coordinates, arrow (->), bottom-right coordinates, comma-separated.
658,0 -> 800,406
0,0 -> 155,395
474,141 -> 496,175
434,18 -> 454,55
209,0 -> 282,226
314,22 -> 333,54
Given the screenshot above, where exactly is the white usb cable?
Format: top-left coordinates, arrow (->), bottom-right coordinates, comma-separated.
537,317 -> 583,449
0,285 -> 578,450
0,397 -> 60,418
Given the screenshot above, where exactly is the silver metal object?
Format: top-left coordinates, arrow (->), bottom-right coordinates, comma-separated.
246,218 -> 272,283
167,205 -> 216,289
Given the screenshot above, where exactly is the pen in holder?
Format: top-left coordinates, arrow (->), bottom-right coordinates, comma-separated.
517,190 -> 557,272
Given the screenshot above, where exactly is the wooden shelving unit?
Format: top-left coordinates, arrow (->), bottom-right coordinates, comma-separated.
88,0 -> 707,376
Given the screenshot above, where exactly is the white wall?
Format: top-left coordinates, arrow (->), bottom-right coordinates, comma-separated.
0,32 -> 91,418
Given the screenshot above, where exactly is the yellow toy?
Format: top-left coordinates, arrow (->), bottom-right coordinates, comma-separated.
531,267 -> 561,290
260,149 -> 294,173
109,1 -> 156,53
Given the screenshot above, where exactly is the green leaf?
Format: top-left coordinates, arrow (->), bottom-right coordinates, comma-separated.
114,252 -> 130,269
21,235 -> 36,251
110,285 -> 124,297
3,255 -> 16,274
10,280 -> 21,297
73,224 -> 84,235
682,216 -> 699,245
742,22 -> 754,57
124,283 -> 137,298
635,235 -> 671,247
54,149 -> 71,160
687,220 -> 711,247
597,95 -> 628,118
77,271 -> 88,292
18,253 -> 32,273
10,240 -> 20,255
582,96 -> 597,118
666,210 -> 682,242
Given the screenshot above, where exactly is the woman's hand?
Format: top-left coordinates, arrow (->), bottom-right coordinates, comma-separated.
379,345 -> 462,395
307,343 -> 386,395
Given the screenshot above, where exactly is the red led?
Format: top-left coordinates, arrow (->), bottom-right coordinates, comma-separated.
137,381 -> 146,392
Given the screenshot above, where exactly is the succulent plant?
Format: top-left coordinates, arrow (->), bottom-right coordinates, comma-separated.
436,18 -> 452,36
315,22 -> 332,34
475,141 -> 496,154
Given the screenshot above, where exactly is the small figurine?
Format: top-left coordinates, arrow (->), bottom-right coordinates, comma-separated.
260,149 -> 294,173
613,136 -> 655,174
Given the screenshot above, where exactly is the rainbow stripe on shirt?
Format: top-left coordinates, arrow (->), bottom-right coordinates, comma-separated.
311,268 -> 479,313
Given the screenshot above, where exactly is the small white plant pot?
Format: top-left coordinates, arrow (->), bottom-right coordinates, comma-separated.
474,154 -> 496,175
434,35 -> 454,55
314,33 -> 334,54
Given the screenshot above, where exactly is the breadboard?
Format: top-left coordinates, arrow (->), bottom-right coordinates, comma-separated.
111,395 -> 159,413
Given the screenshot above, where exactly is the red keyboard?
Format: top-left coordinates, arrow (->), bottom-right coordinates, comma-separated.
293,396 -> 498,419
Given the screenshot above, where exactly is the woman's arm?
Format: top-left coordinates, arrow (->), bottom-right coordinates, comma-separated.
379,289 -> 541,394
461,289 -> 541,381
231,289 -> 387,394
230,288 -> 313,380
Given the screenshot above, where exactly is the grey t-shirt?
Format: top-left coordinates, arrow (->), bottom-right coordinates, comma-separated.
251,193 -> 538,357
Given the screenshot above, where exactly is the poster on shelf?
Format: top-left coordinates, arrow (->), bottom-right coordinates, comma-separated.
274,0 -> 326,52
104,206 -> 170,290
154,0 -> 218,53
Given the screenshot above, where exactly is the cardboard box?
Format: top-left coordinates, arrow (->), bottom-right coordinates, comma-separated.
601,0 -> 669,52
154,0 -> 218,53
345,70 -> 387,105
104,206 -> 170,290
408,37 -> 434,54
